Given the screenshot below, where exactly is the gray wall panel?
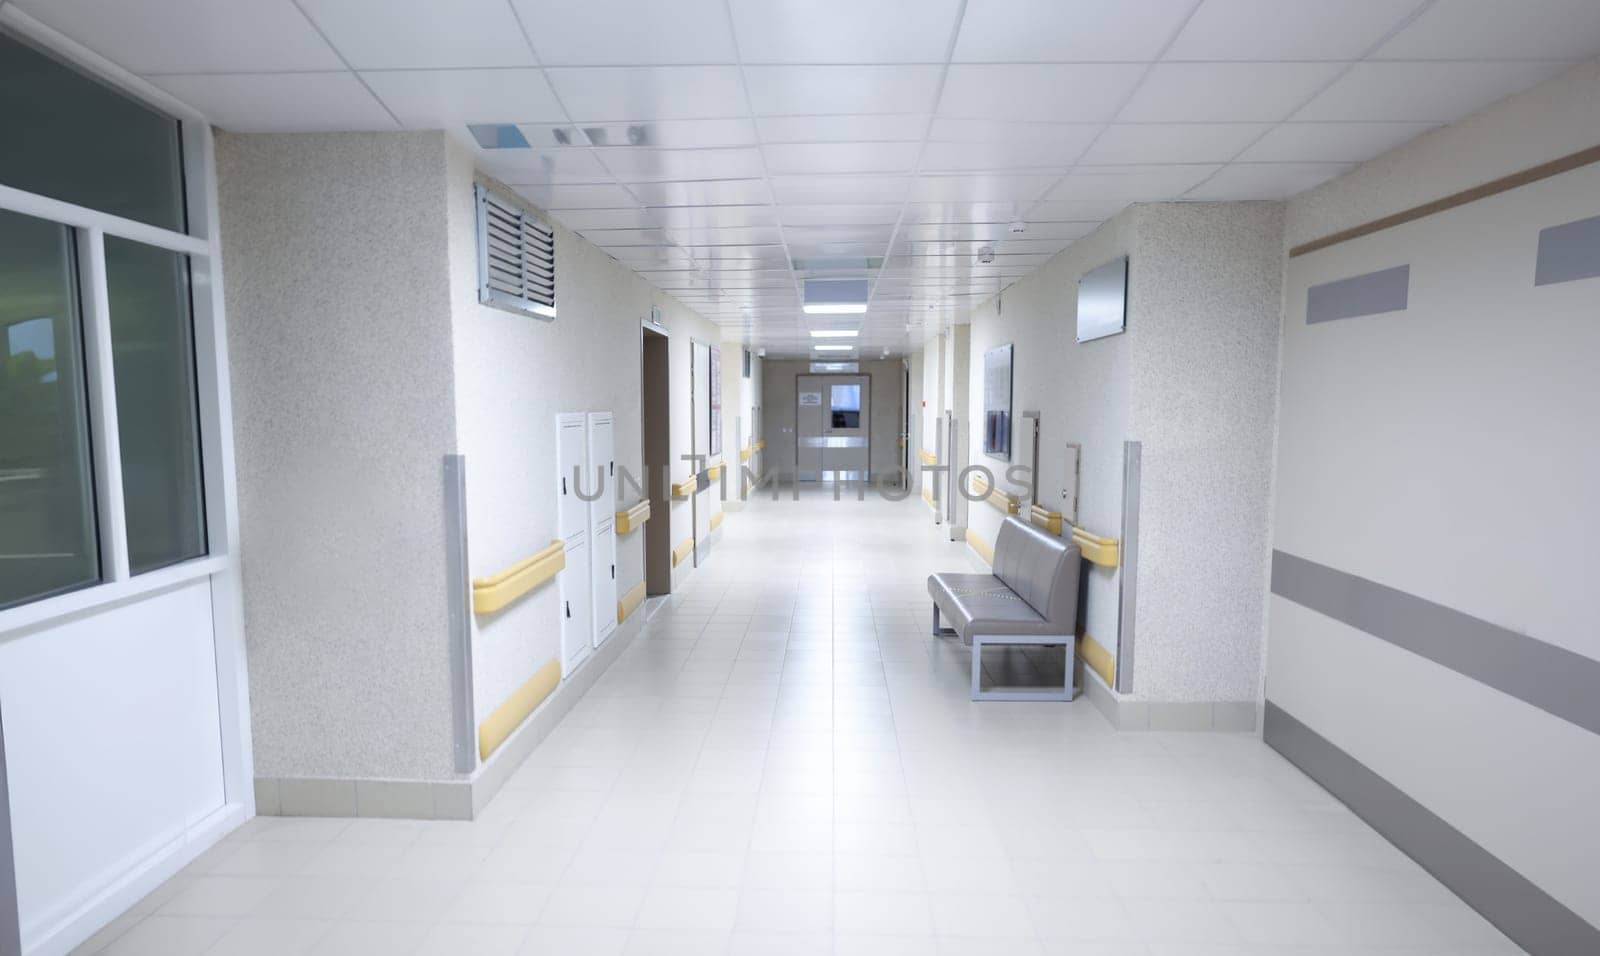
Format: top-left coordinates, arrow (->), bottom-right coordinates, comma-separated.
1271,550 -> 1600,737
1534,213 -> 1600,286
1305,264 -> 1410,324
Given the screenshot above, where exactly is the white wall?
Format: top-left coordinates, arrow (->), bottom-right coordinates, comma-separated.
960,205 -> 1138,655
1270,60 -> 1600,933
220,131 -> 460,781
446,143 -> 650,738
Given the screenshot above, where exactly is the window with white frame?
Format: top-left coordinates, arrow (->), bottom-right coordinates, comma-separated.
474,183 -> 556,319
0,30 -> 208,611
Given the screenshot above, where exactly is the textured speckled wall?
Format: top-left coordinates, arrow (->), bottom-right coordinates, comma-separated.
1126,203 -> 1284,704
219,131 -> 460,781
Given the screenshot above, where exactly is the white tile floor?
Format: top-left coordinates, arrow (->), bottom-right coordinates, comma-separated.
76,488 -> 1524,955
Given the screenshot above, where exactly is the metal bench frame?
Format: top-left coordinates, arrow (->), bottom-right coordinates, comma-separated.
934,605 -> 1076,702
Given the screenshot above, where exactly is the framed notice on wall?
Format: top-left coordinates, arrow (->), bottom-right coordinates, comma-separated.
983,343 -> 1013,461
709,346 -> 722,456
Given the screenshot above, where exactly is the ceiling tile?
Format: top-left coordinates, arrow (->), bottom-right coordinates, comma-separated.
548,207 -> 663,230
591,119 -> 759,148
582,228 -> 674,247
763,142 -> 923,175
630,179 -> 775,206
1373,0 -> 1600,60
903,202 -> 1040,223
939,65 -> 1146,122
1118,63 -> 1347,122
784,225 -> 895,245
15,0 -> 342,73
521,182 -> 643,209
298,0 -> 535,69
650,205 -> 781,228
728,0 -> 963,63
1184,162 -> 1354,200
1027,199 -> 1130,221
1292,60 -> 1573,123
927,119 -> 1102,147
757,115 -> 929,143
510,0 -> 737,64
666,226 -> 787,246
780,205 -> 905,226
148,73 -> 397,132
920,137 -> 1093,171
952,0 -> 1198,62
1048,164 -> 1220,200
903,221 -> 1094,242
1080,123 -> 1271,165
595,147 -> 766,182
745,65 -> 944,116
476,147 -> 614,184
1235,121 -> 1436,163
1164,0 -> 1423,61
361,69 -> 567,126
547,66 -> 749,121
911,174 -> 1061,203
772,176 -> 913,205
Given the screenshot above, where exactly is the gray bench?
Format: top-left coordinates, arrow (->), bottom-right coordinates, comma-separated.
928,515 -> 1081,701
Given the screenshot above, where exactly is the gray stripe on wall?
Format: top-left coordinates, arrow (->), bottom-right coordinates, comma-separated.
1264,702 -> 1600,956
1271,550 -> 1600,737
1534,213 -> 1600,286
1305,264 -> 1410,324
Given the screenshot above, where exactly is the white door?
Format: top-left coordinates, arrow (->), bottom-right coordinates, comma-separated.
556,414 -> 591,673
560,535 -> 592,673
823,376 -> 869,481
587,412 -> 617,647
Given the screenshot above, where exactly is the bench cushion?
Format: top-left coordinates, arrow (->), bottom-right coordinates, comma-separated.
927,572 -> 1047,644
927,516 -> 1080,645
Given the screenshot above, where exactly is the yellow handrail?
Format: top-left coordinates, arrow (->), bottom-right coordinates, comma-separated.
670,478 -> 696,498
672,537 -> 694,567
618,580 -> 646,624
917,449 -> 938,466
615,499 -> 650,535
1028,505 -> 1063,536
1070,525 -> 1120,568
471,540 -> 564,615
968,474 -> 1021,515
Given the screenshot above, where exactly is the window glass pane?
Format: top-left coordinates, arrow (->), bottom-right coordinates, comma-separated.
105,236 -> 206,573
830,384 -> 861,429
0,209 -> 99,609
0,32 -> 186,232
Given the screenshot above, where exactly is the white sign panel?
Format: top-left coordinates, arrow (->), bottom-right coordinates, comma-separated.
1077,255 -> 1128,343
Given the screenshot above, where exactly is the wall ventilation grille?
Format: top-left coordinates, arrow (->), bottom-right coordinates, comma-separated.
475,183 -> 556,319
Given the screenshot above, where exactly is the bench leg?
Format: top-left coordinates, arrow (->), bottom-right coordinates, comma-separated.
931,602 -> 940,636
970,636 -> 1074,702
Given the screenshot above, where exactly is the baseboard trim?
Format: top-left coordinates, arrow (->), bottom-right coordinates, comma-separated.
1265,701 -> 1599,955
1079,666 -> 1256,732
256,610 -> 649,822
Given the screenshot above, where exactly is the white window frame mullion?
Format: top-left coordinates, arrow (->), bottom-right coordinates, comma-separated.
74,226 -> 131,583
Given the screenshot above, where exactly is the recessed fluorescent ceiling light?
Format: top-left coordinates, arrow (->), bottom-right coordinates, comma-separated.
803,278 -> 868,315
809,330 -> 859,338
813,344 -> 853,351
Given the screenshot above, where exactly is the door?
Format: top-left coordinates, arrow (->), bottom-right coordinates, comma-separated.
691,341 -> 712,563
556,414 -> 591,673
587,413 -> 617,648
823,376 -> 869,481
795,375 -> 824,481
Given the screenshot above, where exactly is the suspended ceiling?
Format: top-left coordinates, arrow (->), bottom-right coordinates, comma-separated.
11,0 -> 1600,357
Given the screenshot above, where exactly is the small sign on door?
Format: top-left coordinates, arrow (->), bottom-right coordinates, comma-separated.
799,392 -> 822,406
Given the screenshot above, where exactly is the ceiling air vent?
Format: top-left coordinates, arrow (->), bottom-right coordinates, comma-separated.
475,183 -> 556,319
